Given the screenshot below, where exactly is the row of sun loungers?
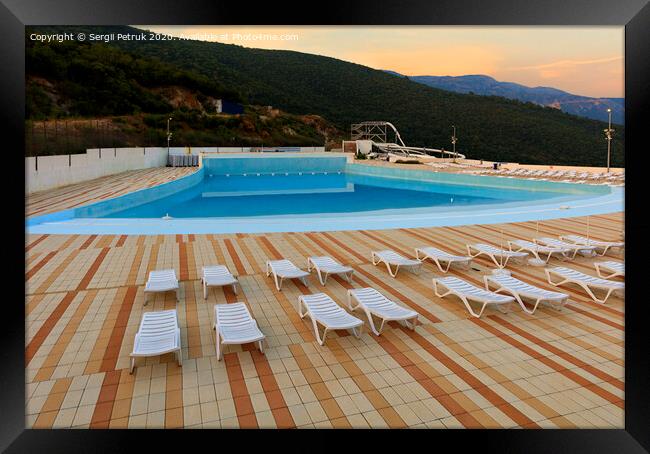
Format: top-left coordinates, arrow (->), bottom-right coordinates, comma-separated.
132,234 -> 623,371
473,167 -> 625,184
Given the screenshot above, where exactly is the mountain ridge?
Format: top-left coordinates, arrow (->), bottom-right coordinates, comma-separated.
385,72 -> 624,124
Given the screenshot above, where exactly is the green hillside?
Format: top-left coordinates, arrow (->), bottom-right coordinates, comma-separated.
25,34 -> 342,155
26,26 -> 624,166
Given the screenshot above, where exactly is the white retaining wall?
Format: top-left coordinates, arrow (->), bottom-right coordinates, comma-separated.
26,147 -> 168,194
26,146 -> 329,193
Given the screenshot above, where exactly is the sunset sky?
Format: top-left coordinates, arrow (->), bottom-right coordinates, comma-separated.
142,26 -> 624,98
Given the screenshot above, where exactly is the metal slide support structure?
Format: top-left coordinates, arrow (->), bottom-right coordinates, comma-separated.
350,121 -> 465,160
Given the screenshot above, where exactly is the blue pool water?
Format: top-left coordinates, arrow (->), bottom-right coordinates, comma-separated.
101,172 -> 567,218
26,155 -> 622,234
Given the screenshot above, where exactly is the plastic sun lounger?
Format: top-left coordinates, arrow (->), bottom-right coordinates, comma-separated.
466,243 -> 528,268
347,287 -> 419,335
507,239 -> 570,263
298,293 -> 364,345
201,265 -> 238,299
307,256 -> 354,285
433,276 -> 515,318
594,261 -> 625,279
130,309 -> 181,373
266,259 -> 310,291
534,238 -> 597,259
144,269 -> 179,305
545,267 -> 624,304
371,250 -> 422,277
414,246 -> 472,272
213,302 -> 265,360
484,273 -> 569,314
558,235 -> 624,256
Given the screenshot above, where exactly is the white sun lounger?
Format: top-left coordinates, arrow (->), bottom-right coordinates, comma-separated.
594,261 -> 625,279
213,302 -> 265,360
371,250 -> 422,277
558,234 -> 624,256
534,238 -> 597,259
432,276 -> 515,318
508,239 -> 570,263
414,246 -> 472,272
266,259 -> 310,291
298,293 -> 364,345
484,273 -> 569,314
201,265 -> 238,299
545,267 -> 624,304
466,243 -> 528,268
130,309 -> 181,373
347,287 -> 419,335
307,256 -> 354,285
144,269 -> 179,305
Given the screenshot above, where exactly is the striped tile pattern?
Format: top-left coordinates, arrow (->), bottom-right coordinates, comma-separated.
25,169 -> 624,429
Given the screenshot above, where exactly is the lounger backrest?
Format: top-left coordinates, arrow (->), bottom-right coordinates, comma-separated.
375,250 -> 403,261
436,276 -> 508,299
203,265 -> 233,278
301,293 -> 346,316
350,287 -> 393,309
551,267 -> 622,286
149,269 -> 177,282
512,240 -> 536,249
216,303 -> 254,328
419,246 -> 452,258
310,256 -> 339,268
474,243 -> 503,253
489,274 -> 562,297
270,259 -> 299,272
138,310 -> 178,336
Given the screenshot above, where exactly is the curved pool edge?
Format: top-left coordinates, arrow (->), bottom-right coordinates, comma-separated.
26,187 -> 624,235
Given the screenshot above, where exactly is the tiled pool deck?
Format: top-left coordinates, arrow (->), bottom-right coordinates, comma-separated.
25,168 -> 624,429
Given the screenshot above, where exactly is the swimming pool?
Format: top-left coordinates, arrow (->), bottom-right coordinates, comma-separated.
26,154 -> 624,234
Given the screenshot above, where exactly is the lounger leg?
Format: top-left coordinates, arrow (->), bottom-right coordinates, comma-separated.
406,316 -> 418,330
581,285 -> 616,305
203,280 -> 207,300
320,272 -> 327,285
176,289 -> 179,302
387,263 -> 399,277
258,340 -> 264,354
232,282 -> 238,295
216,333 -> 221,360
177,349 -> 182,367
365,310 -> 381,336
345,271 -> 353,283
274,274 -> 282,291
377,318 -> 387,335
312,320 -> 326,346
301,276 -> 309,287
130,357 -> 135,374
443,260 -> 452,273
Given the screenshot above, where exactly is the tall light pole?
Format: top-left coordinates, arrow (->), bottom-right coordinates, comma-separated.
166,117 -> 173,158
451,125 -> 458,163
604,108 -> 614,173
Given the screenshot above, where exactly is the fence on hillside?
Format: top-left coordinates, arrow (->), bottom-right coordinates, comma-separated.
25,119 -> 164,157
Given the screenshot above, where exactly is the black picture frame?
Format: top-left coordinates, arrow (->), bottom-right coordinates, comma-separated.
2,0 -> 648,452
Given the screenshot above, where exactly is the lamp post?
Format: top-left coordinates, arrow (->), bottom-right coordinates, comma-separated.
451,125 -> 458,163
604,108 -> 614,173
166,117 -> 173,158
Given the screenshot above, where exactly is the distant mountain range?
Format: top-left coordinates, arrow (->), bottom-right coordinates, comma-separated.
385,72 -> 624,125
